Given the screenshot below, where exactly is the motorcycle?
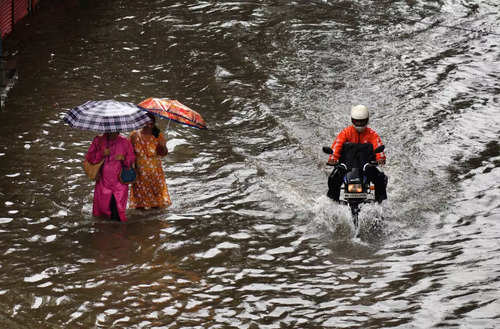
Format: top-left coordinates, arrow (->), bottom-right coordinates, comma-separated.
322,143 -> 386,232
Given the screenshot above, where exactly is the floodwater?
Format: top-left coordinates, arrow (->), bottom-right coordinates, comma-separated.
0,0 -> 499,328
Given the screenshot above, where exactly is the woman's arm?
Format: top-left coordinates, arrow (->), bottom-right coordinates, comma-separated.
85,136 -> 104,164
156,133 -> 168,157
123,138 -> 136,167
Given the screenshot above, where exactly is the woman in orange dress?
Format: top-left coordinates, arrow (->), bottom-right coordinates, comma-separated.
129,114 -> 172,209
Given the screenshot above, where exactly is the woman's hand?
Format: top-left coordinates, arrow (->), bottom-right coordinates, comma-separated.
103,148 -> 111,156
156,144 -> 168,157
115,154 -> 125,161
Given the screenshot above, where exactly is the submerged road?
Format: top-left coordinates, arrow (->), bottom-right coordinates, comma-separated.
0,1 -> 499,327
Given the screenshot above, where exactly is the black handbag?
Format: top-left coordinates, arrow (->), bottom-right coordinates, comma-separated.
120,165 -> 136,184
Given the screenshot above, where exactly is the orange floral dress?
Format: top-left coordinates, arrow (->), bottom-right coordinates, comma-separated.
129,130 -> 172,209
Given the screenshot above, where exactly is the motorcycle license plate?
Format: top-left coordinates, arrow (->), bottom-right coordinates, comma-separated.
344,192 -> 367,199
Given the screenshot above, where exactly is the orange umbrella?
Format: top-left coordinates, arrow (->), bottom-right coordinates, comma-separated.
138,98 -> 207,129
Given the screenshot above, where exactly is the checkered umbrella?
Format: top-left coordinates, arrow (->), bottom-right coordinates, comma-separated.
63,100 -> 152,133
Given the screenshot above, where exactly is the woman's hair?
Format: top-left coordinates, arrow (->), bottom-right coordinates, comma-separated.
147,113 -> 156,123
146,113 -> 160,137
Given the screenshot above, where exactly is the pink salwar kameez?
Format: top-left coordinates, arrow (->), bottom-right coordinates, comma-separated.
85,135 -> 135,222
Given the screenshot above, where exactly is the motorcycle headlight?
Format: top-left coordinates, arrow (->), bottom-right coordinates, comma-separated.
347,183 -> 363,193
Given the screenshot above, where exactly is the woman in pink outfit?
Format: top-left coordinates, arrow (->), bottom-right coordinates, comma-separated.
85,132 -> 135,222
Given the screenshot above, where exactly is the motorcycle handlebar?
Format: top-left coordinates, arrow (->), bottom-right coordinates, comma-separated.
323,145 -> 385,168
325,161 -> 379,170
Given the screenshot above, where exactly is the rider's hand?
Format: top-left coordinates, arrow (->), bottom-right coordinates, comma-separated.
327,159 -> 338,166
115,154 -> 125,161
103,148 -> 110,156
377,158 -> 386,166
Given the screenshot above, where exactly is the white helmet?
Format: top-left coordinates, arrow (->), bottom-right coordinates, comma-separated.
351,105 -> 369,133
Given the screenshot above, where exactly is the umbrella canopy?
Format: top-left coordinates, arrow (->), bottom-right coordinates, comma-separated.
63,100 -> 152,133
137,98 -> 207,129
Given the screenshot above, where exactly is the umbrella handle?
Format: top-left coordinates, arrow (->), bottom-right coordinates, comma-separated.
165,118 -> 171,139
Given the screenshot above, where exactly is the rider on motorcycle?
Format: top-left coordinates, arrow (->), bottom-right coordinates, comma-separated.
326,105 -> 388,203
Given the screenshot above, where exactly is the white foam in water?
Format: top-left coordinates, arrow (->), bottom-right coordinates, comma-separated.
309,195 -> 399,244
214,65 -> 233,78
54,209 -> 68,217
166,138 -> 186,152
0,217 -> 13,224
309,195 -> 356,239
81,202 -> 93,219
195,247 -> 222,259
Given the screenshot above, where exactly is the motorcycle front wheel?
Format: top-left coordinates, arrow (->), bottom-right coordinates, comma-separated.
349,202 -> 360,229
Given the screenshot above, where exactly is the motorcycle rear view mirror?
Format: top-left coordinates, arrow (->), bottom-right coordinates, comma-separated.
322,146 -> 333,154
374,145 -> 385,154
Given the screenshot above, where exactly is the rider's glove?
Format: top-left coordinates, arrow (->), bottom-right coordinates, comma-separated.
377,158 -> 386,165
326,159 -> 338,166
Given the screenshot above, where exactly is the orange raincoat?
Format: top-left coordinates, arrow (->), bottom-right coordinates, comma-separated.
328,125 -> 386,163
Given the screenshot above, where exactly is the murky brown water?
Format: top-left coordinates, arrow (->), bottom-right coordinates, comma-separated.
0,0 -> 499,328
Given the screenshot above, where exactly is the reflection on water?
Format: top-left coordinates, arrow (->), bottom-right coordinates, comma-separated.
0,0 -> 499,327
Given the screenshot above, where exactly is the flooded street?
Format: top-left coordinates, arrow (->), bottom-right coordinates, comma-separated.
0,0 -> 499,327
